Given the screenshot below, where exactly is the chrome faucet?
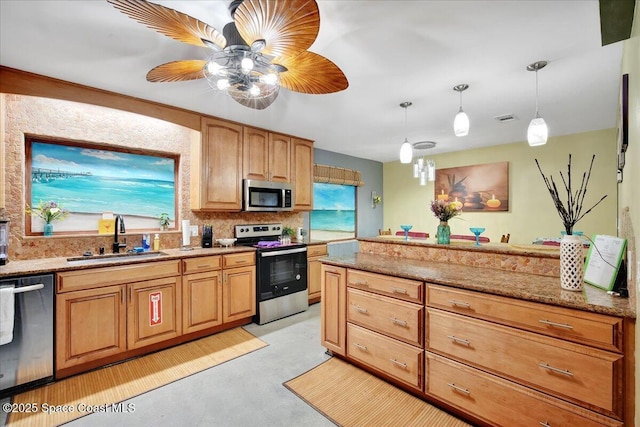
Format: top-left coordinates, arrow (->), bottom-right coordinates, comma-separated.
112,215 -> 127,253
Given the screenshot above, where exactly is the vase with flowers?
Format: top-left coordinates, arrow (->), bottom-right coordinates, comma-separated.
430,199 -> 463,244
25,200 -> 69,237
535,154 -> 607,291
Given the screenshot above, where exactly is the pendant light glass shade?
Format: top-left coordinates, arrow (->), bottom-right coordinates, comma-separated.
453,84 -> 469,137
454,108 -> 469,137
526,61 -> 548,147
527,115 -> 548,146
399,138 -> 413,163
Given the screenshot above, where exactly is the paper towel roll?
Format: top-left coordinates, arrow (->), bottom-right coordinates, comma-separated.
182,220 -> 190,246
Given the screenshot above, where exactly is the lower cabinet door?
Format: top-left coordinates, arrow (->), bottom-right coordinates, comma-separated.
347,323 -> 423,391
223,266 -> 256,323
183,271 -> 223,334
56,285 -> 127,370
128,277 -> 182,349
426,352 -> 622,427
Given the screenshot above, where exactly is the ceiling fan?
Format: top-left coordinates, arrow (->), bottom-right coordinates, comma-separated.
107,0 -> 349,110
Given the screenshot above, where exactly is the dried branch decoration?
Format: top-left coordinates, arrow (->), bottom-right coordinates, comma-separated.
535,154 -> 607,235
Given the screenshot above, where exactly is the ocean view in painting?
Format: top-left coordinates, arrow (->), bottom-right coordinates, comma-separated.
311,183 -> 355,239
30,141 -> 176,224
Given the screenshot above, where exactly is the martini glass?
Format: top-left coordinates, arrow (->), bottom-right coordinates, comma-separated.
400,224 -> 413,241
470,227 -> 486,246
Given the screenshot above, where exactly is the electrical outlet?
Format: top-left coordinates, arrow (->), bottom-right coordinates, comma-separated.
190,225 -> 198,237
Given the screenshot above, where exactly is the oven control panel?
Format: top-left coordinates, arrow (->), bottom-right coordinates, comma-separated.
235,223 -> 282,239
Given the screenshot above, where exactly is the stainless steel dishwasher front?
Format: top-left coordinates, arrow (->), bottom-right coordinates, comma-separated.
0,273 -> 54,396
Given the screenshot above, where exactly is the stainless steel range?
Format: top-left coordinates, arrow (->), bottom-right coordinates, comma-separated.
235,223 -> 308,325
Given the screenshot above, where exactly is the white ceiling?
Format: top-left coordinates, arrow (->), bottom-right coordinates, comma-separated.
0,0 -> 623,163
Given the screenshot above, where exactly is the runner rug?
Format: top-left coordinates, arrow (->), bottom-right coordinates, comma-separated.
6,327 -> 267,427
284,357 -> 471,427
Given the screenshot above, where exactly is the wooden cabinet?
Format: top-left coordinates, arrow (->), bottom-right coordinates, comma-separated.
56,285 -> 127,370
321,264 -> 346,356
291,138 -> 314,211
192,117 -> 243,211
425,284 -> 626,424
182,255 -> 223,334
56,261 -> 181,371
128,276 -> 181,349
223,265 -> 256,323
307,243 -> 327,304
243,127 -> 290,183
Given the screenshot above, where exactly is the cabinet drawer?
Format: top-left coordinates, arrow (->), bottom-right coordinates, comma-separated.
427,284 -> 623,352
57,260 -> 181,293
223,252 -> 255,268
347,270 -> 423,304
348,323 -> 423,391
348,288 -> 423,347
307,244 -> 327,257
183,255 -> 221,274
427,308 -> 623,417
426,353 -> 622,427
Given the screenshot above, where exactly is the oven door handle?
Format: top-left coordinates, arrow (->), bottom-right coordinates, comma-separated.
260,247 -> 308,257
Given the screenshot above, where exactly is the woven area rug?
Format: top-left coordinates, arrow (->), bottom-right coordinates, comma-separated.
7,327 -> 267,427
284,357 -> 471,427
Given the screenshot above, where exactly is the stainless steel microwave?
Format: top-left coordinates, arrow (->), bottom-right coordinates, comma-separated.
243,179 -> 294,212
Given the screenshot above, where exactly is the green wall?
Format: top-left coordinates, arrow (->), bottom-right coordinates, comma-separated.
383,128 -> 618,245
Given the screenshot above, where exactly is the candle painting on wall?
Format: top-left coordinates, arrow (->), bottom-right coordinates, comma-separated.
434,161 -> 509,212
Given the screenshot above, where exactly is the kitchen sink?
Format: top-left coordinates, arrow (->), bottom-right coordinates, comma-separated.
66,251 -> 168,265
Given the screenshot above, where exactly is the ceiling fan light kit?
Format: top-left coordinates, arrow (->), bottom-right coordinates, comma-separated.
107,0 -> 348,110
453,83 -> 470,137
527,60 -> 549,146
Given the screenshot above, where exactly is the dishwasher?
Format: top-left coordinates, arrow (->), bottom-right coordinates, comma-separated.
0,273 -> 54,397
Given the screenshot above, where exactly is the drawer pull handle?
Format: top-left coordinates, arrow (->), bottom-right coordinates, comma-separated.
348,280 -> 369,287
390,317 -> 407,326
539,362 -> 573,377
447,335 -> 471,346
448,299 -> 471,308
446,383 -> 470,395
539,422 -> 552,427
538,319 -> 574,330
390,359 -> 407,369
390,286 -> 407,294
354,343 -> 367,351
353,305 -> 368,314
197,265 -> 209,269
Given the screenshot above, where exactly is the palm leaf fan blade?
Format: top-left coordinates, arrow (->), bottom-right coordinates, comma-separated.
146,60 -> 208,82
107,0 -> 226,49
234,0 -> 320,57
276,51 -> 348,94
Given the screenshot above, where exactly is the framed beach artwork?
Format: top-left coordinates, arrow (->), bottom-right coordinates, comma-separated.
25,137 -> 178,235
310,183 -> 356,240
434,161 -> 509,212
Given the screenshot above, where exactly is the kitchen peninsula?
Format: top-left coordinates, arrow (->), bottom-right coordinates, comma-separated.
320,237 -> 635,427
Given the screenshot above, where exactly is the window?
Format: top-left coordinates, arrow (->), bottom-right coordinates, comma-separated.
26,137 -> 178,235
310,183 -> 356,241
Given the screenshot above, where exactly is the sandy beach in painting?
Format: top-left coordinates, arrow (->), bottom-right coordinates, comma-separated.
30,212 -> 166,234
310,230 -> 356,241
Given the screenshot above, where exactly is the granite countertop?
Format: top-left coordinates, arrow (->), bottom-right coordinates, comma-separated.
0,246 -> 256,278
359,236 -> 561,259
321,252 -> 635,319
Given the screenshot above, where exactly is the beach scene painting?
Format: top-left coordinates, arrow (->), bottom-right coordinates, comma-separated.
310,183 -> 355,241
27,140 -> 176,234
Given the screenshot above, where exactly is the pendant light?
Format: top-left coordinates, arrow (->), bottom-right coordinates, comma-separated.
399,101 -> 413,163
526,61 -> 548,146
453,84 -> 469,137
412,141 -> 436,186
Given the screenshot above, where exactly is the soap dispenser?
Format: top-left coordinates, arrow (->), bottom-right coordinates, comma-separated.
153,233 -> 160,251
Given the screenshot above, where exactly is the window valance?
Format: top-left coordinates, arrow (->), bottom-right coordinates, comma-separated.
313,164 -> 365,186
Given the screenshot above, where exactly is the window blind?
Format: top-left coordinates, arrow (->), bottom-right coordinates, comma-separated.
313,164 -> 365,186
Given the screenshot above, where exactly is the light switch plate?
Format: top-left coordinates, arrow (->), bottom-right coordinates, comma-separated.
190,225 -> 198,237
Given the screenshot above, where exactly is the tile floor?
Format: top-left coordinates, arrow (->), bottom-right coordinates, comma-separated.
2,303 -> 335,427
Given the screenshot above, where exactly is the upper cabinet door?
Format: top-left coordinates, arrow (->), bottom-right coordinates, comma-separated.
192,117 -> 243,211
292,138 -> 314,211
268,132 -> 291,183
243,126 -> 270,181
